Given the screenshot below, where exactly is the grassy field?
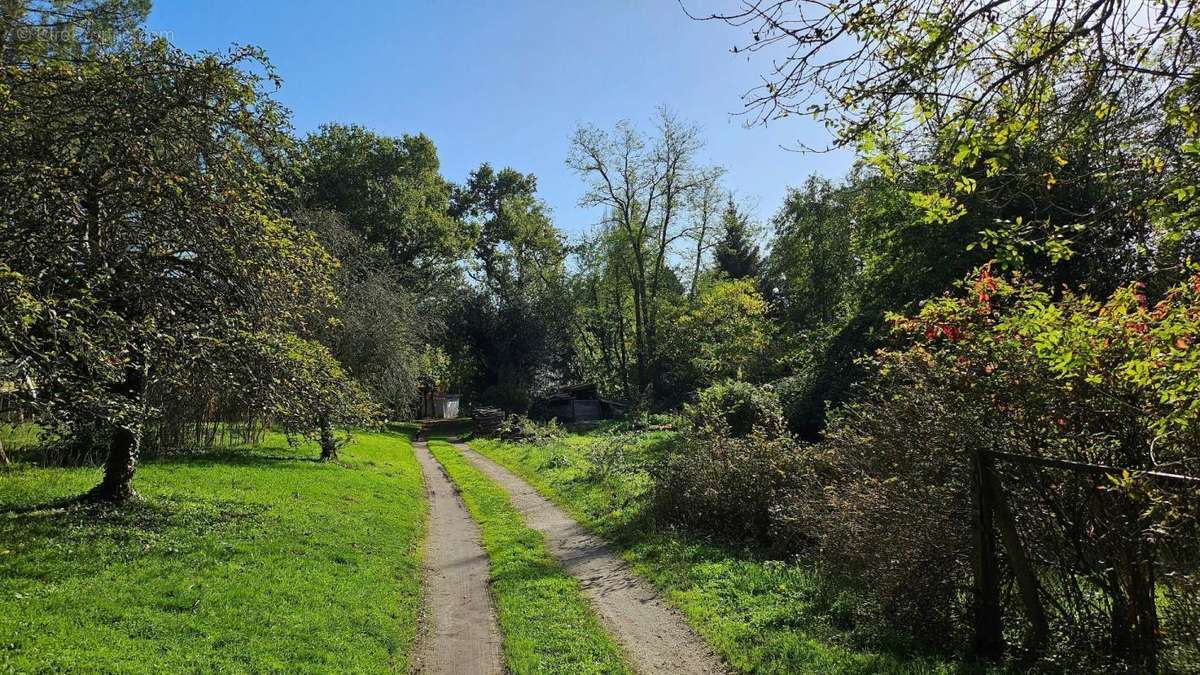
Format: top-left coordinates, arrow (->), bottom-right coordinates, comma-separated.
425,439 -> 632,674
469,431 -> 967,675
0,429 -> 427,673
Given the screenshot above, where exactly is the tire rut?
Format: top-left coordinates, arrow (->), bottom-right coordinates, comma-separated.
412,440 -> 503,674
453,440 -> 728,675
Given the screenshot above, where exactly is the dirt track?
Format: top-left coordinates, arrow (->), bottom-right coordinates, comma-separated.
411,440 -> 503,674
453,440 -> 728,675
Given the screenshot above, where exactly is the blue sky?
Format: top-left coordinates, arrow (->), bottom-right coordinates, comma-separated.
147,1 -> 852,238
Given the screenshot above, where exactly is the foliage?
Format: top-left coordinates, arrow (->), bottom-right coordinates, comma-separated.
655,379 -> 811,549
470,432 -> 962,673
764,170 -> 987,434
297,123 -> 472,281
0,36 -> 341,499
299,208 -> 434,414
653,426 -> 810,549
0,0 -> 150,64
891,265 -> 1200,471
810,266 -> 1200,666
707,0 -> 1200,278
445,163 -> 571,410
713,198 -> 762,280
673,278 -> 773,384
568,109 -> 717,401
497,414 -> 563,446
805,358 -> 982,652
252,334 -> 380,460
684,379 -> 785,438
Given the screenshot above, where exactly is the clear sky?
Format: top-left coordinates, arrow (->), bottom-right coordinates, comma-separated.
146,1 -> 853,238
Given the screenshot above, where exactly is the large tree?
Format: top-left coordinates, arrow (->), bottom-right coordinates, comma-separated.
567,109 -> 712,401
0,38 -> 339,501
299,209 -> 432,415
447,164 -> 570,410
297,123 -> 473,284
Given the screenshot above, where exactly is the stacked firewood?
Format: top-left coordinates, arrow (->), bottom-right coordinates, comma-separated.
472,407 -> 505,437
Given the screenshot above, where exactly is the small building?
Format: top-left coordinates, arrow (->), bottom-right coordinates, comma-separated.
419,390 -> 461,419
434,394 -> 460,419
533,383 -> 625,423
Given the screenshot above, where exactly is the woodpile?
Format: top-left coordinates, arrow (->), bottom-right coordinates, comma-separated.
472,407 -> 505,437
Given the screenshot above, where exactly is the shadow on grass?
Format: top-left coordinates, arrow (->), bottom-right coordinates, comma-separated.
0,494 -> 268,592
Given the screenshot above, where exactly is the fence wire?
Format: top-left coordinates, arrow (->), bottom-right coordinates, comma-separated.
990,453 -> 1200,673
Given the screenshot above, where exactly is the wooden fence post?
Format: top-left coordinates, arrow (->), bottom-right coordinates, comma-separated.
983,460 -> 1049,652
972,449 -> 1004,659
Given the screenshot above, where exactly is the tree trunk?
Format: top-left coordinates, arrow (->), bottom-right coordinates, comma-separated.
90,424 -> 140,502
318,415 -> 338,461
87,363 -> 145,503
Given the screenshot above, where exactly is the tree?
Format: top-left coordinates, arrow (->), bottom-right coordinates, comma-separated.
297,123 -> 473,284
0,38 -> 339,501
683,167 -> 726,299
0,0 -> 150,65
674,278 -> 772,384
568,226 -> 639,400
299,209 -> 432,414
713,198 -> 761,280
698,0 -> 1200,282
568,109 -> 712,400
446,164 -> 571,410
258,334 -> 379,462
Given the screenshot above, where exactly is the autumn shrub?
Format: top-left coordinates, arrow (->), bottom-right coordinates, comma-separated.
807,266 -> 1200,667
802,357 -> 983,651
652,427 -> 812,547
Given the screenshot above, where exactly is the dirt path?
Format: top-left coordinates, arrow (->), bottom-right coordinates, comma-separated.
453,441 -> 728,675
412,440 -> 503,675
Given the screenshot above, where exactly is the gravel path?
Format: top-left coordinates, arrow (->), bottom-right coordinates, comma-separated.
453,440 -> 728,675
411,440 -> 503,674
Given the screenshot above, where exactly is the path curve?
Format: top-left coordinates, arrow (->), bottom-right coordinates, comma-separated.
412,440 -> 503,674
454,440 -> 728,675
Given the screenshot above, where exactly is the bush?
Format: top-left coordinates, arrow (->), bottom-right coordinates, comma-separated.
801,268 -> 1200,668
771,372 -> 823,438
685,380 -> 785,437
608,411 -> 678,433
498,414 -> 563,446
801,358 -> 980,651
655,385 -> 813,550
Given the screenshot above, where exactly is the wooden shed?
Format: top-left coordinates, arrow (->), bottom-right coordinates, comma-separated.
533,383 -> 625,423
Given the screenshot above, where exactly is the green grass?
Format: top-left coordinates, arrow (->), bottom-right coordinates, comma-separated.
0,429 -> 427,673
469,433 -> 969,675
0,422 -> 44,456
424,439 -> 632,674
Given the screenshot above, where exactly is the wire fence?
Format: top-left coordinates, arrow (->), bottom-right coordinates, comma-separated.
974,448 -> 1200,672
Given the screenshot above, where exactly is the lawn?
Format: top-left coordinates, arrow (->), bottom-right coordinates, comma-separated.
0,429 -> 427,673
425,439 -> 632,674
469,431 -> 969,675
